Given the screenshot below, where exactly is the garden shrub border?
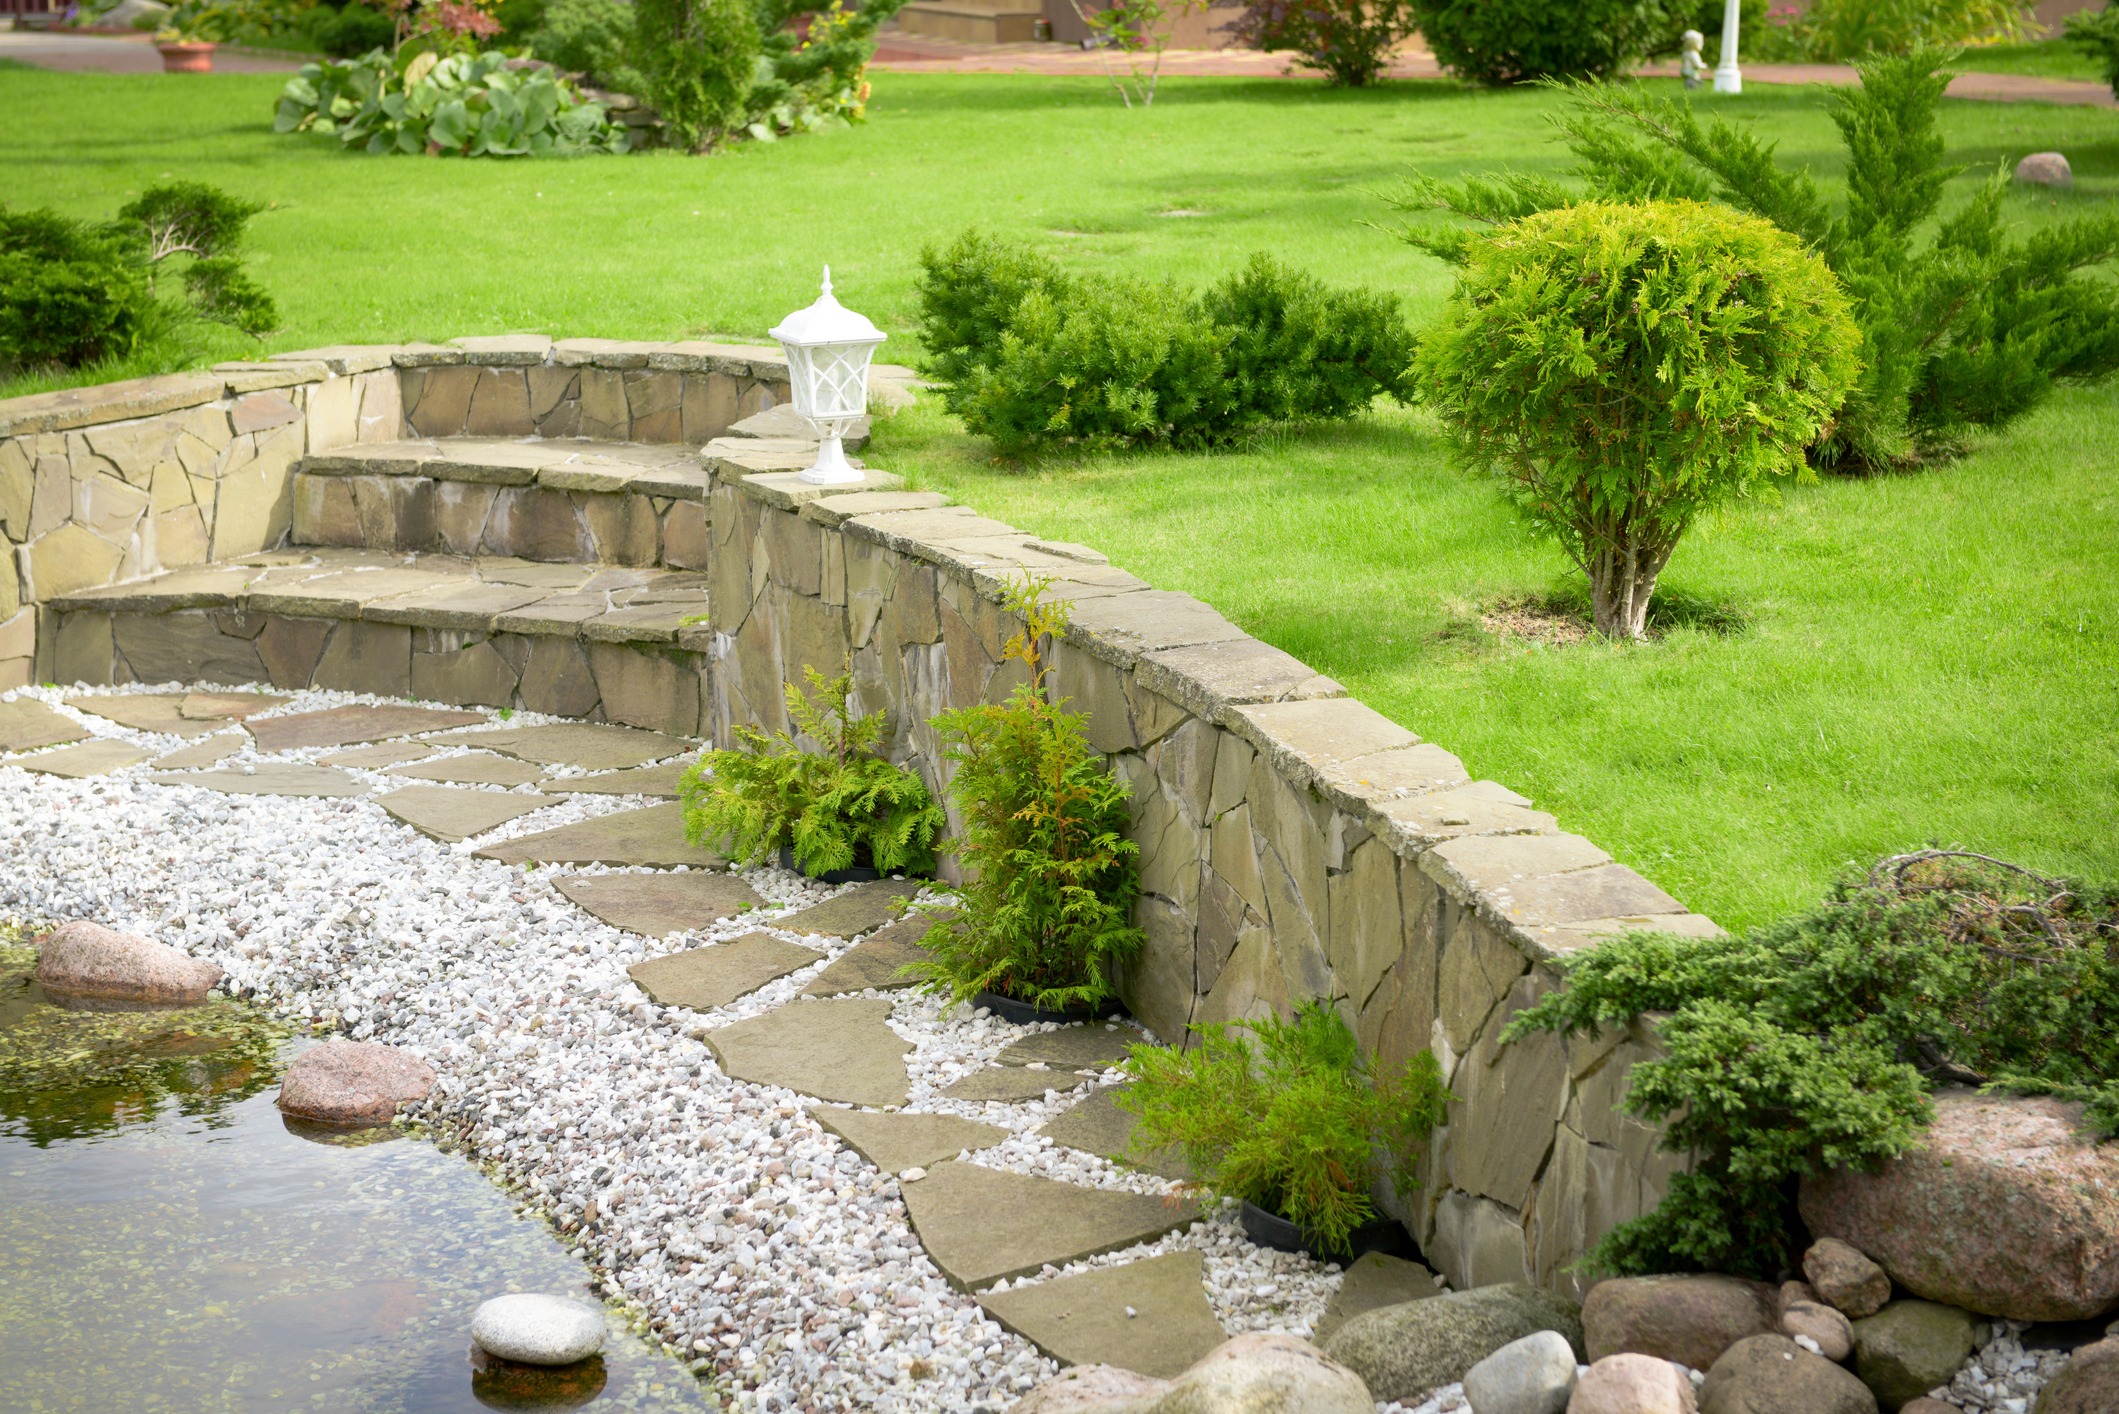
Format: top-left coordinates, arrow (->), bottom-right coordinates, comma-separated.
0,338 -> 1721,1297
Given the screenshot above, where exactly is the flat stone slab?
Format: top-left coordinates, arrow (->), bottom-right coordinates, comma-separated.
777,880 -> 923,940
0,698 -> 90,752
246,704 -> 487,752
978,1251 -> 1226,1378
704,998 -> 910,1108
151,763 -> 368,798
1313,1252 -> 1442,1344
475,802 -> 724,868
65,693 -> 223,738
154,734 -> 245,770
321,743 -> 433,768
1036,1086 -> 1190,1181
941,1067 -> 1095,1103
810,1108 -> 1007,1174
378,785 -> 549,842
901,1161 -> 1200,1291
179,691 -> 287,720
386,752 -> 547,787
539,762 -> 690,798
439,723 -> 690,772
10,738 -> 154,777
800,914 -> 936,997
997,1025 -> 1139,1071
555,871 -> 763,937
628,933 -> 822,1011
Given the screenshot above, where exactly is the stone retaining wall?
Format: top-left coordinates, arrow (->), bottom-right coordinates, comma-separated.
1,340 -> 1718,1297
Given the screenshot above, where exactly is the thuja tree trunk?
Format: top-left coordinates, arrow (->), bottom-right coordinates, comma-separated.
1586,524 -> 1677,641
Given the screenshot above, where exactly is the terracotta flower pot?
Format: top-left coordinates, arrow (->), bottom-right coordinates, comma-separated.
156,41 -> 216,73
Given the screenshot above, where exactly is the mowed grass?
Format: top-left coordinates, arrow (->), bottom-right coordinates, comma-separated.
7,66 -> 2118,927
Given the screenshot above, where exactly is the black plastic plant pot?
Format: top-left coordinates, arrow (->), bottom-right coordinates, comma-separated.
777,845 -> 882,886
1239,1199 -> 1417,1265
972,989 -> 1128,1027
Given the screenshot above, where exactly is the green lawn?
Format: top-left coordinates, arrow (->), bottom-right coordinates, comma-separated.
1957,36 -> 2108,83
6,66 -> 2117,928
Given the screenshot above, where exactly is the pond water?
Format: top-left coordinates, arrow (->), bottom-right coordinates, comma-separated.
0,942 -> 718,1413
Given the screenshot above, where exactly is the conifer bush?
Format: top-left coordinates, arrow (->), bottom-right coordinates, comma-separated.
912,577 -> 1144,1012
679,666 -> 942,877
1504,850 -> 2119,1278
1415,199 -> 1858,640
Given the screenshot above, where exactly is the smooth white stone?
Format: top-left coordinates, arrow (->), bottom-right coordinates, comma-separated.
471,1293 -> 607,1365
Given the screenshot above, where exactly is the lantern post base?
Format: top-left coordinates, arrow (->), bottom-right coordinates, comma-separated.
798,432 -> 866,486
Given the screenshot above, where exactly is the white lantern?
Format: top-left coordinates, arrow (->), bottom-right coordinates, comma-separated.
770,266 -> 886,486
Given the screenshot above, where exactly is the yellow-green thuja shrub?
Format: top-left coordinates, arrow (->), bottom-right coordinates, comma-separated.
1416,198 -> 1859,641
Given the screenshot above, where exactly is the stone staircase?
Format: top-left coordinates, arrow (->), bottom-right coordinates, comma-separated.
40,405 -> 853,739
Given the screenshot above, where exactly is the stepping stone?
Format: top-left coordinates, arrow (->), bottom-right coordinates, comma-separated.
900,1162 -> 1200,1291
777,879 -> 923,940
475,802 -> 724,867
385,752 -> 547,787
942,1067 -> 1095,1103
66,694 -> 222,738
555,871 -> 763,937
438,722 -> 689,772
379,785 -> 549,842
152,763 -> 368,798
179,691 -> 287,720
154,734 -> 245,770
539,762 -> 690,798
800,913 -> 937,997
628,932 -> 822,1010
0,698 -> 89,753
977,1251 -> 1226,1378
703,998 -> 910,1108
810,1108 -> 1007,1174
10,738 -> 153,777
321,742 -> 433,768
1037,1085 -> 1190,1181
246,704 -> 487,752
997,1025 -> 1139,1071
1313,1252 -> 1441,1344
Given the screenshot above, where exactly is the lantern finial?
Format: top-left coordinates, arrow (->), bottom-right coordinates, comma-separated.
821,265 -> 833,299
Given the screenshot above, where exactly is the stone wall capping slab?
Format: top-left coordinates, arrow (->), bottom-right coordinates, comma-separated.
1134,638 -> 1347,724
423,438 -> 574,482
361,581 -> 550,630
1058,589 -> 1249,671
580,604 -> 697,643
298,440 -> 447,477
647,340 -> 788,376
613,463 -> 714,503
730,404 -> 868,448
535,464 -> 635,495
552,338 -> 657,369
1226,698 -> 1425,805
1023,538 -> 1109,565
46,564 -> 257,613
736,467 -> 904,511
269,346 -> 404,375
0,371 -> 226,437
797,490 -> 955,528
1372,786 -> 1559,853
1539,912 -> 1724,958
1485,863 -> 1689,936
1312,742 -> 1473,812
391,343 -> 468,368
1424,832 -> 1613,895
962,558 -> 1151,605
707,446 -> 829,480
448,335 -> 554,365
215,361 -> 329,392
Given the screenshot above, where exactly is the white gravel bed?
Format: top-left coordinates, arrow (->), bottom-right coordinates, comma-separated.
1,683 -> 1371,1412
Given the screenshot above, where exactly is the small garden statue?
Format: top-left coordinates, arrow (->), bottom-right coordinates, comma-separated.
1680,29 -> 1706,88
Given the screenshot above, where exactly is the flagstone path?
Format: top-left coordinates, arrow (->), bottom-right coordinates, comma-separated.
246,703 -> 486,752
703,999 -> 914,1108
156,734 -> 246,769
554,872 -> 762,936
151,763 -> 369,797
15,738 -> 153,777
0,698 -> 87,752
1037,1085 -> 1190,1181
810,1108 -> 1008,1174
386,752 -> 548,787
475,802 -> 724,867
541,762 -> 689,797
441,722 -> 690,772
379,784 -> 552,842
1313,1252 -> 1443,1343
941,1067 -> 1095,1103
901,1162 -> 1200,1290
978,1251 -> 1226,1378
629,933 -> 826,1010
799,914 -> 935,997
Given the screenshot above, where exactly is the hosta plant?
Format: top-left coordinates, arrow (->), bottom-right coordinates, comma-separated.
274,49 -> 630,156
679,666 -> 942,878
1119,1001 -> 1447,1256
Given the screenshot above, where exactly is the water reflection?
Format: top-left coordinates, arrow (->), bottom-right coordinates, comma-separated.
0,942 -> 715,1412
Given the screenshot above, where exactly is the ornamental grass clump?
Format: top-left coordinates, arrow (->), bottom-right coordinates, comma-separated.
1415,198 -> 1859,641
1503,850 -> 2119,1279
912,577 -> 1143,1013
1119,1001 -> 1446,1256
679,666 -> 942,878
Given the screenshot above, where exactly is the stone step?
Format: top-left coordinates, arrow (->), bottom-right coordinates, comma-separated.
896,0 -> 1043,41
44,549 -> 711,737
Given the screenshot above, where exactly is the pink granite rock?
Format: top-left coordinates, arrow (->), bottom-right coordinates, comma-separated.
277,1039 -> 436,1125
33,920 -> 222,1003
1799,1093 -> 2119,1321
1568,1353 -> 1698,1414
1583,1273 -> 1780,1374
2014,152 -> 2071,187
1804,1239 -> 1892,1320
1014,1333 -> 1372,1413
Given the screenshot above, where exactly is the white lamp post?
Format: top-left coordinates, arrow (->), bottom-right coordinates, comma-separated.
1713,0 -> 1742,93
771,266 -> 886,486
